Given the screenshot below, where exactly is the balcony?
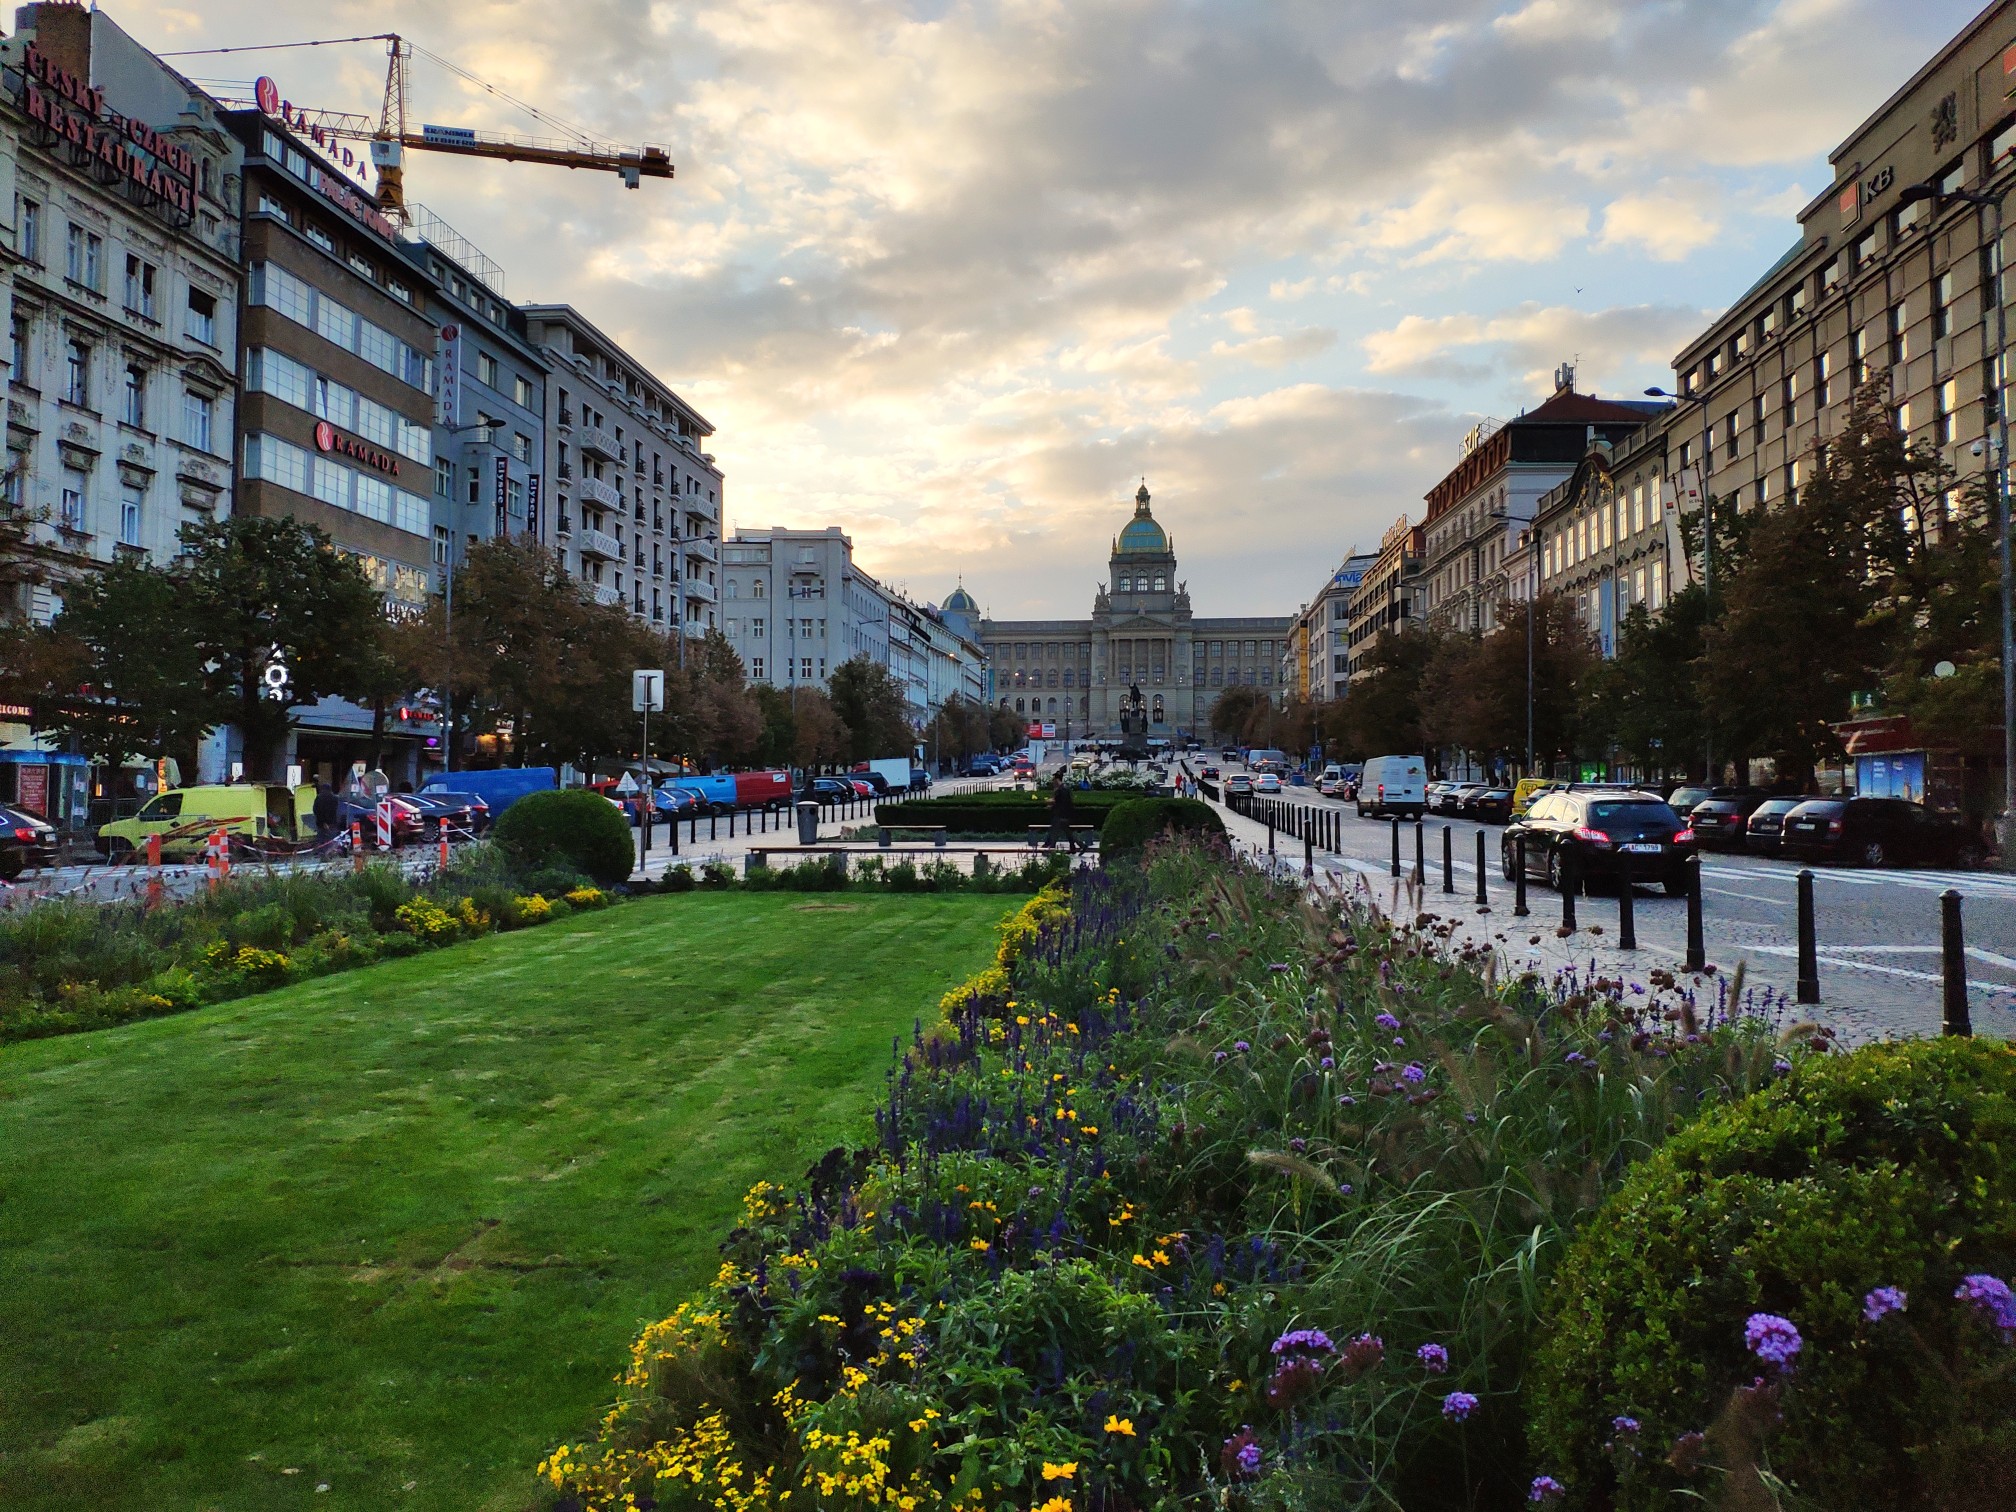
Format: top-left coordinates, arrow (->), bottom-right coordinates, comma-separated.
576,474 -> 621,509
590,582 -> 621,608
684,577 -> 717,603
578,526 -> 623,561
578,424 -> 620,461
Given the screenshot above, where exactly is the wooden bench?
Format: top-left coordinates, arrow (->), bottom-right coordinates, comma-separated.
878,824 -> 948,849
1027,824 -> 1097,852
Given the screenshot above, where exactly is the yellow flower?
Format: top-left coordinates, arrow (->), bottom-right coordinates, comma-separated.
1035,1499 -> 1074,1512
1041,1461 -> 1077,1481
970,1238 -> 991,1252
1105,1415 -> 1136,1436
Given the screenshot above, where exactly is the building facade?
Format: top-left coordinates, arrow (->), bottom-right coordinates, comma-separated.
1532,423 -> 1679,652
721,525 -> 889,694
1,3 -> 241,629
1344,518 -> 1424,679
978,485 -> 1292,740
523,304 -> 720,633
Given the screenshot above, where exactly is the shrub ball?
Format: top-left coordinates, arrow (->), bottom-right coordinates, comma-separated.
491,788 -> 636,888
1097,797 -> 1226,859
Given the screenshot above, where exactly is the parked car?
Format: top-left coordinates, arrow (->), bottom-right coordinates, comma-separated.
652,786 -> 706,819
335,793 -> 433,847
1502,788 -> 1697,894
405,790 -> 491,836
1464,788 -> 1515,824
1225,773 -> 1255,797
1509,777 -> 1564,821
1449,783 -> 1490,815
1686,792 -> 1771,851
1778,797 -> 1975,868
0,801 -> 58,879
1742,796 -> 1814,856
1255,772 -> 1283,794
908,768 -> 933,792
800,777 -> 856,806
1664,785 -> 1715,819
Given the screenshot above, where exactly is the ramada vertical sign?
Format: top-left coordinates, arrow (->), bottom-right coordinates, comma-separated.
12,42 -> 196,220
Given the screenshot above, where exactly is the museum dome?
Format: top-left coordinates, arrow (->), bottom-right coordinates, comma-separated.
942,583 -> 979,613
1115,482 -> 1169,554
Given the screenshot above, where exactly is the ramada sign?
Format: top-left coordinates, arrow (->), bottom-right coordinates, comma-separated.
314,420 -> 402,479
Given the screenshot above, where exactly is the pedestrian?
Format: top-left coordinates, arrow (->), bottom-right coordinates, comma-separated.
312,781 -> 340,846
1048,773 -> 1076,849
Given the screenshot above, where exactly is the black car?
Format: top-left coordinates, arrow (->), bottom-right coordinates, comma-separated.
1742,797 -> 1814,856
406,790 -> 491,836
1502,788 -> 1697,894
0,802 -> 58,879
800,777 -> 856,806
1686,793 -> 1771,851
1778,797 -> 1975,868
1464,788 -> 1514,824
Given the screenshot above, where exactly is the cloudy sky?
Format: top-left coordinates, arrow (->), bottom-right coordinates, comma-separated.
113,0 -> 1983,618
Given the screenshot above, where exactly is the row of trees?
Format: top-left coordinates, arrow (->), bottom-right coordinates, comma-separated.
0,522 -> 1009,781
1212,385 -> 2002,790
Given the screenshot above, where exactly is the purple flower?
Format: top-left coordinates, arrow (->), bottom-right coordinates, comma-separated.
1393,1037 -> 1407,1047
1221,1427 -> 1263,1481
1288,1136 -> 1307,1153
1401,1063 -> 1427,1085
1772,1057 -> 1793,1074
1862,1286 -> 1907,1323
1529,1475 -> 1565,1503
1955,1274 -> 2016,1335
1565,1051 -> 1586,1065
1744,1313 -> 1803,1371
1375,1012 -> 1401,1031
1611,1415 -> 1640,1436
1416,1342 -> 1449,1374
1337,1094 -> 1357,1107
1340,1333 -> 1384,1378
1214,1051 -> 1228,1063
1441,1390 -> 1479,1421
1320,1056 -> 1335,1069
1271,1328 -> 1336,1356
1234,1040 -> 1251,1053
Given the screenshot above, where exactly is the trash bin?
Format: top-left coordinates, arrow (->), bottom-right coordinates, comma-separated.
797,800 -> 821,845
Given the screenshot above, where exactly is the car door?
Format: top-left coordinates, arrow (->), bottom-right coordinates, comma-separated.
1513,794 -> 1555,875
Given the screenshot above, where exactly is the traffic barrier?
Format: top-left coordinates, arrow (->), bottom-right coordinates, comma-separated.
1389,817 -> 1400,877
1303,830 -> 1313,879
1474,829 -> 1487,908
205,829 -> 225,892
438,817 -> 450,870
1796,870 -> 1820,1004
1942,888 -> 1971,1036
1412,821 -> 1424,886
145,832 -> 163,909
376,799 -> 394,851
351,820 -> 365,874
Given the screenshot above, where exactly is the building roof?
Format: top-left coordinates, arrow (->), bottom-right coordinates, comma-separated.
942,583 -> 979,612
1516,388 -> 1666,425
1115,482 -> 1170,554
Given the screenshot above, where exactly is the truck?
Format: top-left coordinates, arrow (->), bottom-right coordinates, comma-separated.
1356,755 -> 1427,820
856,757 -> 918,794
420,766 -> 556,817
1248,748 -> 1289,774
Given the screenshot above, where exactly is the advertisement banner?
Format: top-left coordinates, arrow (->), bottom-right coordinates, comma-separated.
438,324 -> 462,429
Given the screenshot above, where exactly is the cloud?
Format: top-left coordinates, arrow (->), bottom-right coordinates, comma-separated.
1207,329 -> 1339,368
1361,301 -> 1711,396
1596,180 -> 1726,261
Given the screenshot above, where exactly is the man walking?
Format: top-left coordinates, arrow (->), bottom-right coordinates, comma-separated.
313,781 -> 341,846
1048,773 -> 1076,849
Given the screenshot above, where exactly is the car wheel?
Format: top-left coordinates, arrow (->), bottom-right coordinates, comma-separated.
105,838 -> 134,864
1861,840 -> 1887,868
1500,843 -> 1516,882
0,852 -> 22,881
1355,803 -> 1365,818
1546,848 -> 1565,892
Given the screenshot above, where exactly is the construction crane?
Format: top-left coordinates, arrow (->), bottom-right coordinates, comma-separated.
165,33 -> 672,223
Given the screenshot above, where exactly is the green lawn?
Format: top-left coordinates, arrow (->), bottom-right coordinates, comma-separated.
0,891 -> 1007,1512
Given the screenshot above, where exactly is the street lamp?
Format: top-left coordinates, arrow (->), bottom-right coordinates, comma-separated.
1488,507 -> 1537,775
1645,384 -> 1717,783
1896,177 -> 2015,839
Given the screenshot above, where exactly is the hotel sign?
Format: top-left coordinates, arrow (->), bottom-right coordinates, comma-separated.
315,420 -> 403,479
12,42 -> 197,220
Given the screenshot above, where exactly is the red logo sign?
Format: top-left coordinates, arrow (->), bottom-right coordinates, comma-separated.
255,75 -> 280,115
314,420 -> 336,452
313,421 -> 401,479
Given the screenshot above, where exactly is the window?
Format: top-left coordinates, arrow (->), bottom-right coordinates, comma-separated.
1632,482 -> 1647,534
64,338 -> 90,407
389,279 -> 411,304
1789,282 -> 1808,318
512,432 -> 531,463
65,224 -> 102,290
306,223 -> 335,252
121,364 -> 146,428
1993,119 -> 2016,169
1851,327 -> 1870,385
186,288 -> 217,345
1853,229 -> 1877,271
432,525 -> 450,566
1650,559 -> 1664,608
8,312 -> 25,384
1940,160 -> 1967,196
1895,400 -> 1913,435
119,482 -> 143,547
1894,197 -> 1925,237
59,466 -> 86,531
1817,350 -> 1834,409
1934,270 -> 1955,338
1890,301 -> 1910,365
347,251 -> 376,281
123,256 -> 157,319
184,390 -> 214,452
752,616 -> 764,638
477,352 -> 498,387
17,197 -> 38,262
752,578 -> 765,599
752,657 -> 765,680
1753,391 -> 1768,440
1782,371 -> 1799,423
1723,410 -> 1740,460
513,375 -> 534,407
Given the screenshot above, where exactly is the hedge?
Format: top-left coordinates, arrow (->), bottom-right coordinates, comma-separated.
1098,797 -> 1226,858
1528,1036 -> 2016,1510
875,790 -> 1134,835
492,788 -> 637,886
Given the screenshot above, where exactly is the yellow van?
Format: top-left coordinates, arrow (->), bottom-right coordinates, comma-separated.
1510,778 -> 1565,822
96,783 -> 316,860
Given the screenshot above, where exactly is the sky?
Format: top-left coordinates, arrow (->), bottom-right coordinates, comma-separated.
104,0 -> 1989,619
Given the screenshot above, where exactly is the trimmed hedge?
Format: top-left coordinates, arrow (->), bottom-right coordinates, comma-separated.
1097,796 -> 1225,858
492,788 -> 637,887
875,790 -> 1135,835
1529,1036 -> 2016,1511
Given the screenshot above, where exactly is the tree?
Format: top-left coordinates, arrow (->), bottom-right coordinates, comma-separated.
789,689 -> 850,768
1209,684 -> 1270,742
1584,589 -> 1707,781
986,702 -> 1025,752
923,694 -> 993,767
828,656 -> 914,761
1326,627 -> 1442,758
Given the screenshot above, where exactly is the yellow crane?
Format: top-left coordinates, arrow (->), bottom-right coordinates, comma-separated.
165,32 -> 673,222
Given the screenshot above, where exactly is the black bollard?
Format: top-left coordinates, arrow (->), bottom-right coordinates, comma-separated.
1442,825 -> 1454,894
1796,869 -> 1819,1005
1390,816 -> 1401,877
670,811 -> 679,855
1685,855 -> 1705,971
1615,853 -> 1636,949
1942,889 -> 1973,1037
711,811 -> 718,841
1413,821 -> 1425,885
1304,830 -> 1313,879
1267,817 -> 1275,856
1475,828 -> 1488,907
1560,848 -> 1577,931
1513,836 -> 1528,916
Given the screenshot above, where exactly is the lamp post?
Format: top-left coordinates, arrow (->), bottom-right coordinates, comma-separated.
1896,178 -> 2014,840
1489,507 -> 1538,776
1645,385 -> 1717,783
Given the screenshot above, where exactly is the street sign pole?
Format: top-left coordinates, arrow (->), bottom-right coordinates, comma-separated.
634,669 -> 666,874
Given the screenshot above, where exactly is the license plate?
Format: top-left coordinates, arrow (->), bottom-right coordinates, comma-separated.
1620,843 -> 1662,854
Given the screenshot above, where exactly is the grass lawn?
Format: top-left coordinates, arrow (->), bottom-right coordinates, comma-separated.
0,891 -> 1008,1512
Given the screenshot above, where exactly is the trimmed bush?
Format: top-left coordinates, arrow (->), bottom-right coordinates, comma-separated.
1097,796 -> 1225,858
1529,1036 -> 2016,1511
491,788 -> 636,887
875,790 -> 1135,835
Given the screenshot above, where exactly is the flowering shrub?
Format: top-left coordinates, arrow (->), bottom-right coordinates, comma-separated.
935,882 -> 1068,1019
541,845 -> 1798,1510
513,893 -> 554,923
394,899 -> 462,942
564,886 -> 609,910
1530,1036 -> 2016,1510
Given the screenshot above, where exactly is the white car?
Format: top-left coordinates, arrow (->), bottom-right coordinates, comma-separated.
1255,773 -> 1283,794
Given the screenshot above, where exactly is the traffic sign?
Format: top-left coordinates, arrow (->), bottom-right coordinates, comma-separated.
633,668 -> 666,712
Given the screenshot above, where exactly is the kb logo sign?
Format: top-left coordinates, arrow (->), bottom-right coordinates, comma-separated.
261,647 -> 292,703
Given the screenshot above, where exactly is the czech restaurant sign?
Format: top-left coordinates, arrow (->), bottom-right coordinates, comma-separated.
12,43 -> 197,221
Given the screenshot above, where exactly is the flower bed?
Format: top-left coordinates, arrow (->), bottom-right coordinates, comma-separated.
539,843 -> 1809,1510
0,846 -> 607,1043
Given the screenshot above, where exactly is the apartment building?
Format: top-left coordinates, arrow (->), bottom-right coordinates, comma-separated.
1531,421 -> 1681,653
721,526 -> 893,695
523,304 -> 720,634
0,3 -> 241,627
1344,518 -> 1424,679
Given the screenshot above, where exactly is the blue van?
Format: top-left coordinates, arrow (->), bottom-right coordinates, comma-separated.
420,767 -> 556,817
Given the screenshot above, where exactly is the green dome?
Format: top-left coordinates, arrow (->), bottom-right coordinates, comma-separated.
942,584 -> 978,612
1117,517 -> 1168,553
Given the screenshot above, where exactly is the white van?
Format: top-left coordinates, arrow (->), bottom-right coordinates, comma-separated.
1357,755 -> 1427,819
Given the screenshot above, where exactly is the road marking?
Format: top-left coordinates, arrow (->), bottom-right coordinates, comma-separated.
1743,945 -> 2016,994
1704,886 -> 1790,905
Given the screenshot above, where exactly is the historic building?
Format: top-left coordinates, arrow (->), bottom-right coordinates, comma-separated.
977,484 -> 1292,740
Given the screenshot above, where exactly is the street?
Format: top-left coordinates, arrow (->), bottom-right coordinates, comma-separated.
1213,771 -> 2016,1044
